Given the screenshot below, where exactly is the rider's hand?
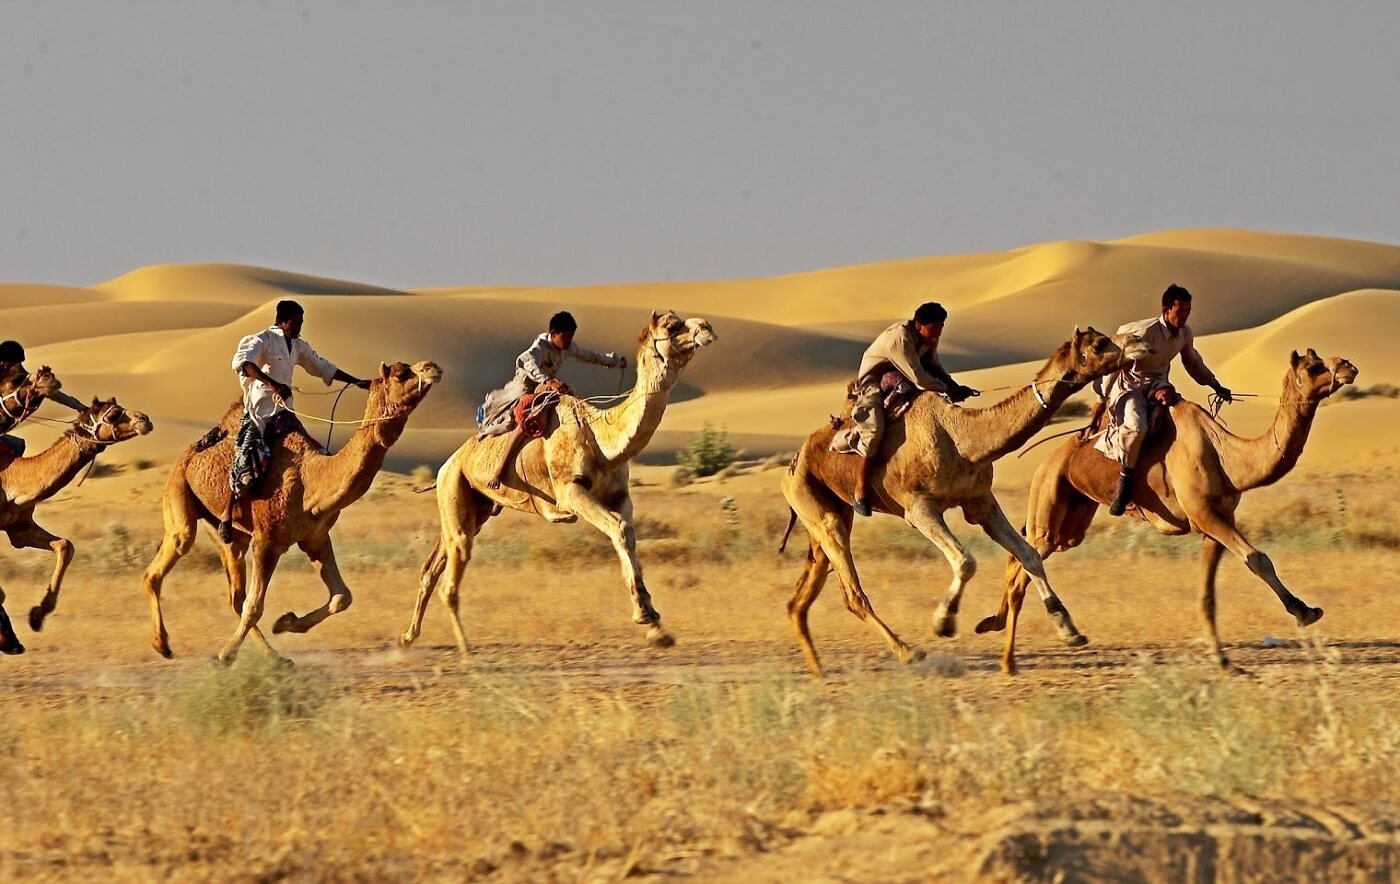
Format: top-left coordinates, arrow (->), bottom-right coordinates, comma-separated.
1151,386 -> 1176,407
273,382 -> 292,403
617,356 -> 628,371
1212,384 -> 1233,404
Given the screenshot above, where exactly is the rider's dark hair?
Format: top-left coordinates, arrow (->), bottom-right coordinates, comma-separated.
913,302 -> 948,325
276,300 -> 305,322
0,340 -> 24,365
548,311 -> 578,333
1161,284 -> 1192,309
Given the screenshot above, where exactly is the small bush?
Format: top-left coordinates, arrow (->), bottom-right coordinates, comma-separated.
677,424 -> 738,478
410,464 -> 435,485
668,467 -> 693,489
132,458 -> 156,471
85,461 -> 122,479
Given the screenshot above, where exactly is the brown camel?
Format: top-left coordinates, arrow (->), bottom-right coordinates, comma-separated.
397,310 -> 717,653
979,349 -> 1359,673
0,366 -> 66,435
142,360 -> 441,664
780,327 -> 1151,677
0,397 -> 154,655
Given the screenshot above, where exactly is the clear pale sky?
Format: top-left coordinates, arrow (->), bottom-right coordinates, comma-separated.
3,1 -> 1397,288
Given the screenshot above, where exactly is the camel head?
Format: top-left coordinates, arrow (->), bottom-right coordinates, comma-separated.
373,360 -> 443,416
71,397 -> 154,446
1064,327 -> 1151,380
638,310 -> 718,374
0,366 -> 63,426
1287,349 -> 1358,402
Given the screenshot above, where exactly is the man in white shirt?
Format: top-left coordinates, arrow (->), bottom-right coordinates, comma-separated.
1095,284 -> 1232,516
478,310 -> 626,487
218,300 -> 370,542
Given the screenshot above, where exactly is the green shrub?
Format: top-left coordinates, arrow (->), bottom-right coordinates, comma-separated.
677,424 -> 737,478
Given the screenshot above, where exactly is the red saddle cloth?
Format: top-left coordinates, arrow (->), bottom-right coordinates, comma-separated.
512,393 -> 555,439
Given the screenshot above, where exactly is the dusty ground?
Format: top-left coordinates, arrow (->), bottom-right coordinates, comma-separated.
3,465 -> 1400,880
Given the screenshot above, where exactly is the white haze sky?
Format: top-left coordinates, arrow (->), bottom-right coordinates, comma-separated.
3,1 -> 1398,288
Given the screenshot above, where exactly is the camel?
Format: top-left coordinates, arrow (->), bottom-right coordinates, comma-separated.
397,310 -> 717,654
780,327 -> 1152,677
0,366 -> 65,435
978,349 -> 1359,674
0,397 -> 154,655
141,360 -> 442,664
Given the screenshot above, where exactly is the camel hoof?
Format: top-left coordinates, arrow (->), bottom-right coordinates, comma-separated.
1063,633 -> 1089,648
153,641 -> 173,659
974,615 -> 1004,634
27,606 -> 46,633
1297,606 -> 1324,627
271,611 -> 299,634
1,639 -> 25,656
645,626 -> 675,649
932,612 -> 957,639
905,647 -> 927,665
396,634 -> 414,650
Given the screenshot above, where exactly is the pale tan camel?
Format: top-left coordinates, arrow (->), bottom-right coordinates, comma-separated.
979,349 -> 1359,673
780,328 -> 1151,677
142,360 -> 441,664
397,311 -> 717,653
0,397 -> 154,655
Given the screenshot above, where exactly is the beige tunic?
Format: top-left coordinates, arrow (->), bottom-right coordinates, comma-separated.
832,321 -> 952,456
1093,316 -> 1221,467
478,333 -> 625,436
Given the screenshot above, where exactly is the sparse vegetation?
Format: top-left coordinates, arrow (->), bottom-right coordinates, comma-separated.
677,423 -> 738,477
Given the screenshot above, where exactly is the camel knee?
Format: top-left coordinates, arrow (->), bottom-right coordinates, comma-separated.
54,538 -> 74,564
329,592 -> 352,614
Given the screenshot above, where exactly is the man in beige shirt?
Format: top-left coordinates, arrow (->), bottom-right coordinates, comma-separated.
834,302 -> 977,516
1094,284 -> 1232,516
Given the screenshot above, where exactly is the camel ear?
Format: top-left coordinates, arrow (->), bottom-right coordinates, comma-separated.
651,310 -> 662,324
1073,325 -> 1082,337
1290,350 -> 1302,368
91,396 -> 101,407
1306,347 -> 1320,359
379,362 -> 391,379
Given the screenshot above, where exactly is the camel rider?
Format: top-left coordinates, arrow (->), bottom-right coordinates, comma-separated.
845,302 -> 978,517
1096,284 -> 1232,517
478,310 -> 626,488
218,300 -> 370,542
0,340 -> 88,457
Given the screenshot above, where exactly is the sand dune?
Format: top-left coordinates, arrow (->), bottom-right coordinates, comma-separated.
4,228 -> 1395,476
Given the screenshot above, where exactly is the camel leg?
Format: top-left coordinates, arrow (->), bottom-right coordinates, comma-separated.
202,526 -> 277,658
904,498 -> 977,639
218,539 -> 283,665
790,480 -> 920,667
1191,504 -> 1323,628
400,469 -> 484,655
5,521 -> 74,633
0,586 -> 24,655
786,535 -> 833,677
272,536 -> 353,635
965,494 -> 1083,676
1201,536 -> 1228,668
142,478 -> 201,658
557,484 -> 674,648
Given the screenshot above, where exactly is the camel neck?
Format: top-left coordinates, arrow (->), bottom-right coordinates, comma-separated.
949,352 -> 1084,464
0,434 -> 100,507
583,343 -> 679,465
1225,383 -> 1319,491
305,393 -> 410,513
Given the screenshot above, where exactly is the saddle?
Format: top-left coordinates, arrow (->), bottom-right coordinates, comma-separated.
513,391 -> 560,439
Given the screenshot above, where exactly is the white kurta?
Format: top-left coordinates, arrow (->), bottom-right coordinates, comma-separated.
231,326 -> 338,432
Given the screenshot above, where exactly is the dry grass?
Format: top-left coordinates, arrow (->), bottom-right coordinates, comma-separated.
3,468 -> 1400,878
5,651 -> 1400,879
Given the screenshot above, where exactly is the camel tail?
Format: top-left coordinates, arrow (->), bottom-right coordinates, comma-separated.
778,508 -> 799,555
413,481 -> 437,494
